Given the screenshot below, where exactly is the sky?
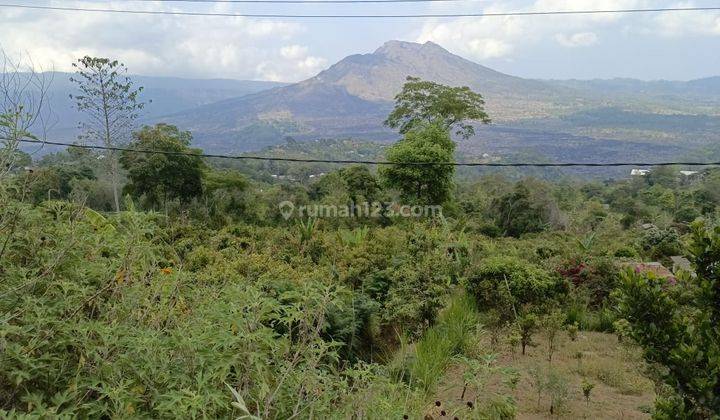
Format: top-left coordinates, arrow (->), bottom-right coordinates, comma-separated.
1,0 -> 719,82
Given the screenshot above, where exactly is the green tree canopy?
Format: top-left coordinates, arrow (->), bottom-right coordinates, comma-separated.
384,76 -> 491,140
490,181 -> 565,237
120,124 -> 205,206
25,165 -> 95,203
380,122 -> 455,205
340,165 -> 380,203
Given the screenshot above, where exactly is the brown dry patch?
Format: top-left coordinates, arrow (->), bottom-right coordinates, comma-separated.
428,331 -> 655,419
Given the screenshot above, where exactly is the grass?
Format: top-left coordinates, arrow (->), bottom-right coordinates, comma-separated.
573,350 -> 653,396
408,292 -> 479,393
432,327 -> 656,419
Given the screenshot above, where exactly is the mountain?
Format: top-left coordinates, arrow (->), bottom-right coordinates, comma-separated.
164,40 -> 719,156
163,41 -> 585,152
25,72 -> 285,142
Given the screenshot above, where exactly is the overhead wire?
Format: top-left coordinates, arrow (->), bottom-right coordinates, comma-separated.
1,4 -> 719,18
13,138 -> 720,167
57,0 -> 486,3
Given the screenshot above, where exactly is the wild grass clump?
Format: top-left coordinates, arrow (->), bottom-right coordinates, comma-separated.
408,293 -> 479,393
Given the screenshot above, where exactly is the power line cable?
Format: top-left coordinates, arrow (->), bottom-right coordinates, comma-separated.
65,0 -> 485,3
1,4 -> 719,18
14,138 -> 720,167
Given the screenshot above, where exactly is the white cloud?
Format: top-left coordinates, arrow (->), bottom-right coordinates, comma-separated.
280,45 -> 308,60
467,38 -> 514,59
1,0 -> 719,81
415,0 -> 719,62
255,45 -> 327,81
555,32 -> 599,47
649,3 -> 720,37
0,1 -> 326,82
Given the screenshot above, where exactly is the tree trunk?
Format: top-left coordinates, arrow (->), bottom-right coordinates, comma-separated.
99,71 -> 120,213
110,153 -> 120,212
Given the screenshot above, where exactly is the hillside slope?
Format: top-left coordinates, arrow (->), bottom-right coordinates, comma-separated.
20,72 -> 285,142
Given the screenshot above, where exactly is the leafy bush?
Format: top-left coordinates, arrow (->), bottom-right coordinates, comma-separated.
464,256 -> 565,319
490,181 -> 566,237
556,256 -> 620,305
640,226 -> 683,261
616,221 -> 720,417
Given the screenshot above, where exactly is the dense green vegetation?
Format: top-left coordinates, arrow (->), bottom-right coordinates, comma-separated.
2,70 -> 719,418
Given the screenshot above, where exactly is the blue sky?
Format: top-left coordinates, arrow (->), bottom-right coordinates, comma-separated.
1,0 -> 719,81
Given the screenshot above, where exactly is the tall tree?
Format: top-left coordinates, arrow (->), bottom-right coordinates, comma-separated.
384,76 -> 491,140
340,165 -> 380,203
381,78 -> 490,205
119,124 -> 205,208
380,122 -> 455,205
70,57 -> 145,212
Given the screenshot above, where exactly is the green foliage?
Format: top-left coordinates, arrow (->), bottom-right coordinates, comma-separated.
384,76 -> 491,140
582,379 -> 595,405
340,165 -> 380,203
616,221 -> 720,418
337,226 -> 369,247
541,309 -> 566,363
23,164 -> 96,203
401,293 -> 478,393
4,131 -> 720,418
567,322 -> 579,341
545,370 -> 570,416
529,366 -> 570,416
382,249 -> 450,331
0,146 -> 31,174
491,181 -> 563,237
464,256 -> 564,320
0,193 -> 440,418
516,312 -> 539,355
120,124 -> 206,207
483,395 -> 518,419
295,217 -> 317,245
381,122 -> 455,205
640,226 -> 683,261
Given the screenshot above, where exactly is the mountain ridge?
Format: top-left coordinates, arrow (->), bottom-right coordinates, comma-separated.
161,40 -> 587,151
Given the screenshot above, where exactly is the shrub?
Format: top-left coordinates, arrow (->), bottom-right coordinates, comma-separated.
567,322 -> 579,341
464,256 -> 565,320
483,396 -> 517,419
556,256 -> 620,305
616,221 -> 720,417
546,370 -> 570,416
640,226 -> 682,261
516,312 -> 539,355
584,306 -> 618,332
541,310 -> 566,363
490,181 -> 564,237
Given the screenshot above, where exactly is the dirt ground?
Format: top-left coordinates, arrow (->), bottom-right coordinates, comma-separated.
426,331 -> 656,419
